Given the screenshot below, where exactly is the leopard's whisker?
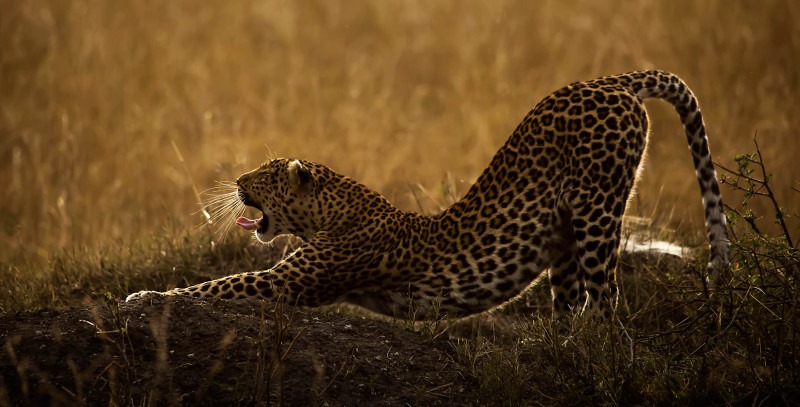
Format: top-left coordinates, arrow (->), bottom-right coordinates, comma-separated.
218,205 -> 247,241
202,200 -> 242,217
202,191 -> 239,205
207,202 -> 244,224
199,183 -> 238,197
201,186 -> 238,195
194,186 -> 246,241
203,199 -> 241,214
196,199 -> 247,242
195,195 -> 240,217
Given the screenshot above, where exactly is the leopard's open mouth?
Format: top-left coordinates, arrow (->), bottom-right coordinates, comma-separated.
235,190 -> 269,233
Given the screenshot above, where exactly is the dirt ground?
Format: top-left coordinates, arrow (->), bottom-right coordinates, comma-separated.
1,296 -> 480,406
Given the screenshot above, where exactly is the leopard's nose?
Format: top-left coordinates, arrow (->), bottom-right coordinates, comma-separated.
236,167 -> 260,186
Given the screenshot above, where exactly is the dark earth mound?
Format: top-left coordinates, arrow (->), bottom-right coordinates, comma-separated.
1,297 -> 478,406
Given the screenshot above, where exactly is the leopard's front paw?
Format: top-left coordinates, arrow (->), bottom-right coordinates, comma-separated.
125,290 -> 166,302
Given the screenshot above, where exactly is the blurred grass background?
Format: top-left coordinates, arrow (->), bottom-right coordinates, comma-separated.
1,0 -> 798,271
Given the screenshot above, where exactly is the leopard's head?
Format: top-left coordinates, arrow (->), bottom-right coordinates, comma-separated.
235,158 -> 320,243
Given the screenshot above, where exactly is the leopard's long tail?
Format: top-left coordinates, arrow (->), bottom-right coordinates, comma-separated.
611,70 -> 731,287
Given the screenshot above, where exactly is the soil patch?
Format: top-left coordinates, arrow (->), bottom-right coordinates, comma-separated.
1,297 -> 476,406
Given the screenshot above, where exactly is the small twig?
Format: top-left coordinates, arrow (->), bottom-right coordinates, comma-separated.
315,361 -> 347,398
752,138 -> 795,248
716,162 -> 766,186
723,203 -> 762,235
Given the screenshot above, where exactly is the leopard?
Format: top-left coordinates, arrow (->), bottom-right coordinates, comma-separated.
127,70 -> 730,321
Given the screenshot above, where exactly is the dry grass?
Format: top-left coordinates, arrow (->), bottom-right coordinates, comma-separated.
1,1 -> 798,291
4,4 -> 800,403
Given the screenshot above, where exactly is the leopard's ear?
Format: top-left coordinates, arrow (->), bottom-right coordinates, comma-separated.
287,160 -> 315,194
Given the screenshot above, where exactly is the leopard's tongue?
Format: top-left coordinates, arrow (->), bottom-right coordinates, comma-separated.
235,216 -> 260,231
